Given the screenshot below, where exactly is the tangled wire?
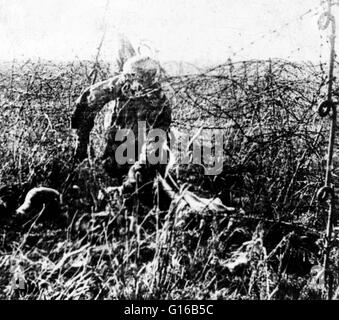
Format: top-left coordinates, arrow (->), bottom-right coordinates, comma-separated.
160,59 -> 334,226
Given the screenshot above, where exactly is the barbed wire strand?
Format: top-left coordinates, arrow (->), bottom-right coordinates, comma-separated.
315,0 -> 338,300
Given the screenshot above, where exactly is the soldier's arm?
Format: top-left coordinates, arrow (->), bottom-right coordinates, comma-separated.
71,75 -> 125,129
71,75 -> 126,160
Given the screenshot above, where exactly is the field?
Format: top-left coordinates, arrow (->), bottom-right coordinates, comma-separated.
0,58 -> 338,300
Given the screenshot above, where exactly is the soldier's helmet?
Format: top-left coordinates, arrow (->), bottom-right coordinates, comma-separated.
122,55 -> 161,85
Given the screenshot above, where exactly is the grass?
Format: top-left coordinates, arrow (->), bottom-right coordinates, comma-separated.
0,58 -> 337,299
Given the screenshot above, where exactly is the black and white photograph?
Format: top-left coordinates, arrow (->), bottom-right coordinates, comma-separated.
0,0 -> 339,303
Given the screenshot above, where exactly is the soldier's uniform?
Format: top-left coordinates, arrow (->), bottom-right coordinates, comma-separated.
71,55 -> 171,196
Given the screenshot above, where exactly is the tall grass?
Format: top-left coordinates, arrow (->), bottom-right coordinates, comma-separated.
0,58 -> 336,299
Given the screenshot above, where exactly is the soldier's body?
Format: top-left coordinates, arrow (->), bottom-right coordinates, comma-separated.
71,55 -> 172,196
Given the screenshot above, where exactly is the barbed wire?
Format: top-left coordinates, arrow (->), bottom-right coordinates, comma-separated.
315,0 -> 338,300
215,3 -> 326,65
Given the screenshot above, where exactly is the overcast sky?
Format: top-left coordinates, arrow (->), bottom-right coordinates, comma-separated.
0,0 -> 338,65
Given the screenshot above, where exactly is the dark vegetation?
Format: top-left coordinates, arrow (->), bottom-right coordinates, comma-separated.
0,58 -> 338,299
